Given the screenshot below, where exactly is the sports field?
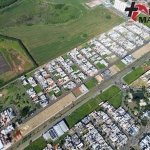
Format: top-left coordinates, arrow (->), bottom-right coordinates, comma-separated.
0,0 -> 124,65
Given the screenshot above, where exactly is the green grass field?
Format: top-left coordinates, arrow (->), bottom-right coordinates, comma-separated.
116,61 -> 126,70
66,98 -> 99,128
98,85 -> 121,101
123,67 -> 145,85
24,137 -> 46,150
85,80 -> 96,90
96,62 -> 106,69
109,91 -> 123,108
0,0 -> 124,65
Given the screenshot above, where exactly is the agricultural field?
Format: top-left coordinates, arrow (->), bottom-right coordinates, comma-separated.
66,98 -> 99,128
0,81 -> 34,118
123,67 -> 145,85
0,0 -> 124,65
0,39 -> 35,86
98,85 -> 121,101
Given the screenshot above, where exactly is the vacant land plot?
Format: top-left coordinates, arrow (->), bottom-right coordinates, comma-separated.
0,52 -> 10,75
0,0 -> 124,65
95,75 -> 103,84
19,93 -> 76,136
98,85 -> 121,101
116,61 -> 125,70
0,39 -> 34,85
73,88 -> 82,97
85,80 -> 96,90
66,98 -> 99,128
132,43 -> 150,59
109,91 -> 123,108
130,78 -> 149,88
109,65 -> 120,74
123,67 -> 145,85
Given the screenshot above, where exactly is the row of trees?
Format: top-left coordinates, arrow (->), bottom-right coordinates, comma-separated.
0,0 -> 17,9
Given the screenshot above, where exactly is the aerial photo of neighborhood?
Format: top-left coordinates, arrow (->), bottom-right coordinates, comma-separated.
1,0 -> 150,150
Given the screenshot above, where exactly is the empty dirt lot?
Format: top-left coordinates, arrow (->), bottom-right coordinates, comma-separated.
0,52 -> 10,75
19,93 -> 76,136
109,65 -> 120,74
132,43 -> 150,59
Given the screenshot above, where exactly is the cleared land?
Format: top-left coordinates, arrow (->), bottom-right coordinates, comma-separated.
123,67 -> 145,85
0,39 -> 34,85
0,0 -> 124,65
19,93 -> 76,136
109,65 -> 120,74
66,98 -> 99,128
0,52 -> 10,75
130,78 -> 149,88
131,43 -> 150,59
98,85 -> 121,101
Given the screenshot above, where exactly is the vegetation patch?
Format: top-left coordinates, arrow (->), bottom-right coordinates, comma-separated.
91,77 -> 98,85
123,67 -> 145,84
66,98 -> 99,128
96,62 -> 106,69
0,82 -> 33,118
85,80 -> 95,90
109,91 -> 123,108
0,0 -> 124,65
71,64 -> 78,71
0,0 -> 17,9
98,85 -> 121,101
24,137 -> 46,150
116,61 -> 126,70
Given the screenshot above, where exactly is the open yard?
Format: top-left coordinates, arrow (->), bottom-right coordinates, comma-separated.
116,61 -> 126,70
66,98 -> 99,128
0,39 -> 35,86
85,80 -> 96,90
0,0 -> 124,65
109,91 -> 123,108
98,85 -> 121,101
123,67 -> 145,85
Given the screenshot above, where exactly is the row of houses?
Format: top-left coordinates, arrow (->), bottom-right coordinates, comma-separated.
101,102 -> 140,136
90,111 -> 128,148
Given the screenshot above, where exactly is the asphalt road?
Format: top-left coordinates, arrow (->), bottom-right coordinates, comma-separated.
13,51 -> 150,150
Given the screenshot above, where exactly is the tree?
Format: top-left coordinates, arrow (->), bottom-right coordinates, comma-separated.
106,15 -> 111,19
20,106 -> 30,117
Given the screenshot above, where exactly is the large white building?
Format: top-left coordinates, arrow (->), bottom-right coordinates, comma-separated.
114,0 -> 128,13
